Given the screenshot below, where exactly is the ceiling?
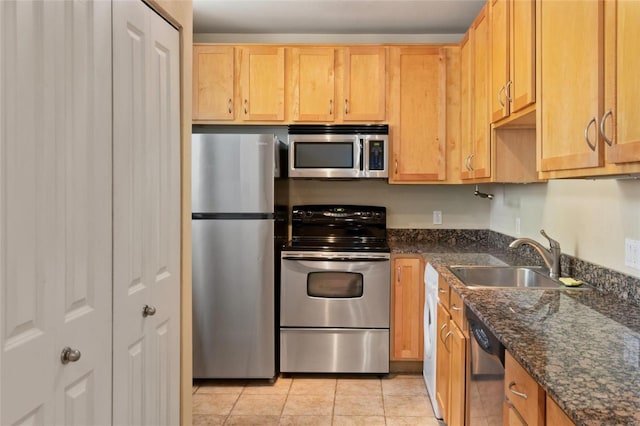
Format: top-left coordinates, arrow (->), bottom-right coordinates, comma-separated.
193,0 -> 486,35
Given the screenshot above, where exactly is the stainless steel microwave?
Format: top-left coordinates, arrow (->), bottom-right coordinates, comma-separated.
288,125 -> 388,179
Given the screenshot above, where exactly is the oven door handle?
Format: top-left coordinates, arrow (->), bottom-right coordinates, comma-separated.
282,256 -> 390,262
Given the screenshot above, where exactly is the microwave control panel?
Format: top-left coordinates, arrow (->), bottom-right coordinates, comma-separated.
369,140 -> 385,171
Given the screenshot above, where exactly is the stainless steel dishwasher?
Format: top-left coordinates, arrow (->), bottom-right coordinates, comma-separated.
465,306 -> 505,425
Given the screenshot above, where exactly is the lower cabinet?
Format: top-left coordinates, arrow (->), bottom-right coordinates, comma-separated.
391,256 -> 425,360
435,279 -> 468,426
504,352 -> 576,426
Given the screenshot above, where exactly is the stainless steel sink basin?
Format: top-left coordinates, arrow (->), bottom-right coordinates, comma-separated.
448,265 -> 564,289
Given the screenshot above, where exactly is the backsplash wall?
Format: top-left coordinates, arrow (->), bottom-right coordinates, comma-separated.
490,179 -> 640,279
289,180 -> 492,229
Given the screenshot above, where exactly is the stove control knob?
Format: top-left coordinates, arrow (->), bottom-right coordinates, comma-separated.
305,211 -> 313,217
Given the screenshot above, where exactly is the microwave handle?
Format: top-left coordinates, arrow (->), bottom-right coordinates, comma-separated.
359,139 -> 364,171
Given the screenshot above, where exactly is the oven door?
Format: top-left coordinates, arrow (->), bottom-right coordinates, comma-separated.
280,251 -> 390,328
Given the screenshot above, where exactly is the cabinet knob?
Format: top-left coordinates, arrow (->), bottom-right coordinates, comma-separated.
60,347 -> 82,364
142,304 -> 157,317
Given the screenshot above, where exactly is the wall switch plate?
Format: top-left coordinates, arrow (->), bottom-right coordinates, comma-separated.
433,210 -> 442,225
625,238 -> 640,270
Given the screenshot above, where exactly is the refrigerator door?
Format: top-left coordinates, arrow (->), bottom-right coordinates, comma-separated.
192,218 -> 275,379
192,133 -> 275,213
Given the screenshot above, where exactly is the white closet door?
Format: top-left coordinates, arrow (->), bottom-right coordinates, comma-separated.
0,1 -> 112,425
112,1 -> 181,425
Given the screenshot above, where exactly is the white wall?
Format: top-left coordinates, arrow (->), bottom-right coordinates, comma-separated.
490,180 -> 640,278
289,180 -> 492,229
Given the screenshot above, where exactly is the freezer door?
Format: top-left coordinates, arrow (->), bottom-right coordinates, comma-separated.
192,218 -> 275,378
192,133 -> 275,213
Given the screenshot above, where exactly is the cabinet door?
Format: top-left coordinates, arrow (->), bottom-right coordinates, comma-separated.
389,47 -> 446,182
239,46 -> 285,121
510,0 -> 535,113
343,46 -> 386,121
435,302 -> 451,423
490,0 -> 510,122
448,321 -> 467,426
604,0 -> 640,164
291,47 -> 335,121
460,30 -> 474,180
113,2 -> 181,424
0,1 -> 112,424
538,0 -> 604,172
193,45 -> 234,120
391,257 -> 424,360
471,5 -> 491,179
546,395 -> 576,426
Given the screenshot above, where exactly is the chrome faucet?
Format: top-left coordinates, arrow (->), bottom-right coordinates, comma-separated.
509,230 -> 561,279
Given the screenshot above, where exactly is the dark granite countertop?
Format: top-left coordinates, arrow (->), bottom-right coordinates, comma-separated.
390,238 -> 640,426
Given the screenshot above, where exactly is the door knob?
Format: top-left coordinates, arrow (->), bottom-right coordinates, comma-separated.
60,347 -> 82,364
142,304 -> 157,317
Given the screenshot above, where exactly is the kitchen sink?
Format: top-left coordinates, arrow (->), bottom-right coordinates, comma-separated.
448,265 -> 567,289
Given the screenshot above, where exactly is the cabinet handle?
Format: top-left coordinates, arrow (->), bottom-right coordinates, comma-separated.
329,99 -> 333,115
227,98 -> 232,114
584,117 -> 597,151
497,85 -> 506,108
396,266 -> 401,283
468,153 -> 475,171
505,80 -> 513,102
344,99 -> 349,115
60,347 -> 82,364
443,330 -> 453,351
243,99 -> 248,114
438,288 -> 447,294
439,323 -> 448,342
451,304 -> 462,311
395,159 -> 398,174
464,154 -> 471,171
600,109 -> 614,147
508,381 -> 529,400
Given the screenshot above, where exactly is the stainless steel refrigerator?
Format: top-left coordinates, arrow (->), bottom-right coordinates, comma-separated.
191,133 -> 287,379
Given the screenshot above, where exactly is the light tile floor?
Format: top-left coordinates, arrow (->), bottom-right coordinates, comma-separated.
193,374 -> 444,426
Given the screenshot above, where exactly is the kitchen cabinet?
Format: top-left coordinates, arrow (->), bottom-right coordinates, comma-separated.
239,46 -> 285,121
343,46 -> 386,121
391,256 -> 424,361
460,5 -> 491,181
389,46 -> 446,182
546,395 -> 575,426
193,45 -> 235,120
193,44 -> 285,122
291,47 -> 336,122
504,352 -> 545,426
490,0 -> 535,124
435,277 -> 467,426
537,0 -> 640,178
602,0 -> 640,166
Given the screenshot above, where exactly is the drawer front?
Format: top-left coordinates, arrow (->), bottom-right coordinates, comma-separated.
437,275 -> 450,308
505,352 -> 545,426
449,289 -> 465,330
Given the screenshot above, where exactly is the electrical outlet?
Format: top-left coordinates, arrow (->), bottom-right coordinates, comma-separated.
433,210 -> 442,225
625,238 -> 640,270
515,217 -> 521,235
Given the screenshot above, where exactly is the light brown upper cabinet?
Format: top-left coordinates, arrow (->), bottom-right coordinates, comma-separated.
388,46 -> 446,182
193,45 -> 235,120
460,5 -> 491,181
537,0 -> 603,174
342,47 -> 386,121
490,0 -> 535,124
291,47 -> 336,122
239,46 -> 285,121
602,0 -> 640,165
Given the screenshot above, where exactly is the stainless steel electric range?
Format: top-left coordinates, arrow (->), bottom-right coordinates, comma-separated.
280,205 -> 390,374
